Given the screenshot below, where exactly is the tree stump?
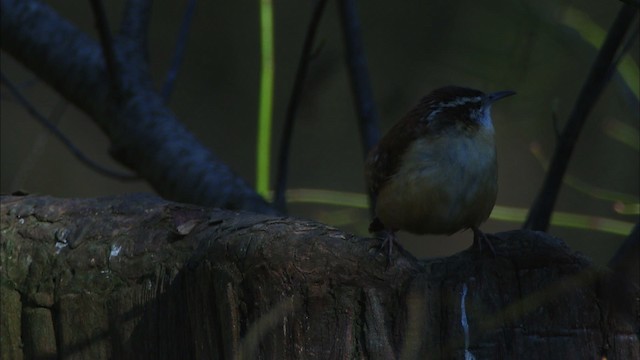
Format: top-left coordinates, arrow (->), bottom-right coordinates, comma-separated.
1,194 -> 637,359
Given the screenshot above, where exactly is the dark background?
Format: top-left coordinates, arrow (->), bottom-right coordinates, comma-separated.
1,0 -> 638,264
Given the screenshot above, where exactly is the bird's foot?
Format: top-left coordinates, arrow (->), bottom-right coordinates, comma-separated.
379,231 -> 397,267
370,218 -> 397,267
471,227 -> 497,257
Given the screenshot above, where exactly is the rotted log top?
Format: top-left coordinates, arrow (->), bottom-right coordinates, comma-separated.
1,193 -> 637,359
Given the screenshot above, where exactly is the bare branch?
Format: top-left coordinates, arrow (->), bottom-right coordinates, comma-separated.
273,0 -> 329,213
161,0 -> 197,102
89,0 -> 121,103
1,0 -> 276,214
119,0 -> 153,63
337,0 -> 381,214
1,72 -> 139,181
523,4 -> 638,231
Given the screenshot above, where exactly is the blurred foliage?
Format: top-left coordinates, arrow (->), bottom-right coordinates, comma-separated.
560,6 -> 639,99
530,141 -> 639,214
283,188 -> 636,236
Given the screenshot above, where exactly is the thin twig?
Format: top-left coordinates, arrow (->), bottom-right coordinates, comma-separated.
523,4 -> 638,231
161,0 -> 197,102
607,14 -> 639,92
1,72 -> 139,181
89,0 -> 122,102
119,0 -> 153,64
337,0 -> 381,215
10,99 -> 68,190
606,15 -> 639,115
273,0 -> 329,213
551,108 -> 561,139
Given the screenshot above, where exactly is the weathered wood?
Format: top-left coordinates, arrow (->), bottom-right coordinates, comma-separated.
0,194 -> 637,359
1,289 -> 23,360
22,306 -> 57,358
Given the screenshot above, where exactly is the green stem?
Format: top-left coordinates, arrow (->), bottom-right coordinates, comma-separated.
257,0 -> 274,199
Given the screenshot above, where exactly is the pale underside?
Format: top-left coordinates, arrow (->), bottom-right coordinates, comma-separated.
375,127 -> 498,235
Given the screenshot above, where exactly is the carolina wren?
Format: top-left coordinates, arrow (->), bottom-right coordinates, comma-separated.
365,86 -> 515,258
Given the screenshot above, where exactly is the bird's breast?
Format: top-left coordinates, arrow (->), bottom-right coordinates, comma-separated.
375,129 -> 498,234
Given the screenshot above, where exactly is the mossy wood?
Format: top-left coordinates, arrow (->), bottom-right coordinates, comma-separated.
0,194 -> 637,359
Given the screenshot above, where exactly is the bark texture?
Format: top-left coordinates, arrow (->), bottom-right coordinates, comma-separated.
1,194 -> 638,359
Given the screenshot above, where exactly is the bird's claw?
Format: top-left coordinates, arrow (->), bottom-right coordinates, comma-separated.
472,227 -> 497,257
373,229 -> 397,268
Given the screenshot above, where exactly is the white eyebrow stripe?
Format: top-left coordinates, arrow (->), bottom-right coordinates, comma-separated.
425,108 -> 441,122
423,96 -> 482,122
436,96 -> 482,108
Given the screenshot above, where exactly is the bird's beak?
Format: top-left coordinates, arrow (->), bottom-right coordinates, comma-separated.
485,90 -> 516,105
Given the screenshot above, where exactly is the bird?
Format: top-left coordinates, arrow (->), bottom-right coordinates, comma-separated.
365,86 -> 515,261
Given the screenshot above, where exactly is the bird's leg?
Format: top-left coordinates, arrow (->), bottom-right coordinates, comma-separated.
472,226 -> 496,257
379,230 -> 397,267
369,217 -> 397,267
